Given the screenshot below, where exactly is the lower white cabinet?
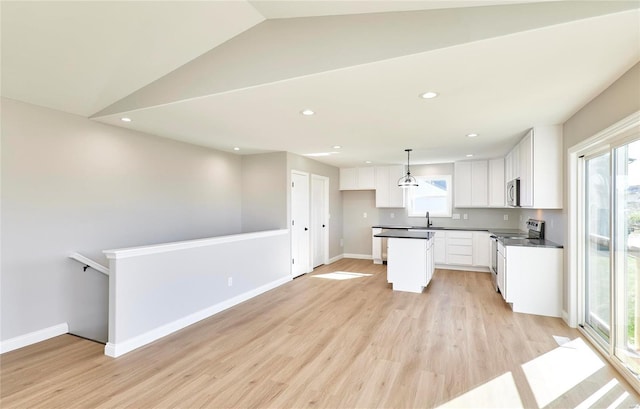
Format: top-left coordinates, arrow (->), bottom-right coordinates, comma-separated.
503,245 -> 562,317
445,231 -> 473,266
387,237 -> 434,293
472,231 -> 491,267
433,231 -> 446,264
372,228 -> 490,271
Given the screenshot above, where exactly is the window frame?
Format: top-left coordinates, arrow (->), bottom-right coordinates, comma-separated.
406,174 -> 453,218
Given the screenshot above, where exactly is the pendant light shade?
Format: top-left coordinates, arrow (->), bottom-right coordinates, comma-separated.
398,149 -> 419,188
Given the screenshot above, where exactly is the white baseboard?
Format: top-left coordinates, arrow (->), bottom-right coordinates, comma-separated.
343,253 -> 372,260
0,323 -> 69,354
435,264 -> 490,273
105,275 -> 292,358
562,310 -> 573,327
328,254 -> 344,264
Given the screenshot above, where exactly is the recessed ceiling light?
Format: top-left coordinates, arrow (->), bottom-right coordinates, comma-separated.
233,147 -> 240,151
332,145 -> 342,149
467,133 -> 478,138
121,117 -> 132,122
466,154 -> 474,158
420,91 -> 438,99
301,109 -> 315,116
365,161 -> 372,164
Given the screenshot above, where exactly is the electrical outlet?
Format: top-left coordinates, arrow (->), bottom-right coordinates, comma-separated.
363,212 -> 368,218
390,213 -> 395,219
463,214 -> 468,220
519,215 -> 523,221
228,277 -> 233,287
452,214 -> 460,220
503,214 -> 509,221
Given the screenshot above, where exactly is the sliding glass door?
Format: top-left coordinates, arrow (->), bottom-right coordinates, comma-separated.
582,136 -> 640,382
613,139 -> 640,374
584,152 -> 611,344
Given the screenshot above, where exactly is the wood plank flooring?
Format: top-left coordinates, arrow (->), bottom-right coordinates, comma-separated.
2,259 -> 639,408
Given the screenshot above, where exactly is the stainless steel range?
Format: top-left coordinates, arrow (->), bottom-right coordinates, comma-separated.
490,219 -> 545,292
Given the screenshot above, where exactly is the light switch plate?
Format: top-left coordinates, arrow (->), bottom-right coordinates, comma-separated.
452,214 -> 460,220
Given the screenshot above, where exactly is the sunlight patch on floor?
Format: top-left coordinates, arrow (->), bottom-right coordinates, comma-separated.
574,379 -> 619,409
522,337 -> 605,408
436,372 -> 523,409
311,271 -> 373,281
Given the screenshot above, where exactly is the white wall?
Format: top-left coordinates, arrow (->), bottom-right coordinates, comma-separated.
1,98 -> 243,342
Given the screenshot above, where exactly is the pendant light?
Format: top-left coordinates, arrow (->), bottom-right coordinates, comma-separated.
398,149 -> 419,188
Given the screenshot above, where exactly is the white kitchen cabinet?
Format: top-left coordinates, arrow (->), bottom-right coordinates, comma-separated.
339,167 -> 375,190
517,126 -> 563,209
387,237 -> 434,293
372,228 -> 382,264
519,129 -> 533,207
445,231 -> 473,266
497,241 -> 506,299
432,231 -> 446,265
375,165 -> 405,208
454,162 -> 472,207
454,161 -> 488,207
488,158 -> 505,207
504,244 -> 562,317
472,231 -> 491,267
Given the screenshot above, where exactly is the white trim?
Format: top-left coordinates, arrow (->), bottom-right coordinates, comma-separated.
435,264 -> 490,273
0,323 -> 68,354
311,174 -> 330,267
104,229 -> 288,259
69,252 -> 109,275
562,310 -> 570,326
328,254 -> 344,264
343,253 -> 372,260
105,275 -> 292,358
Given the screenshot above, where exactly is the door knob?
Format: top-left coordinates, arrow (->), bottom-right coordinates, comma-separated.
304,227 -> 309,231
322,224 -> 326,228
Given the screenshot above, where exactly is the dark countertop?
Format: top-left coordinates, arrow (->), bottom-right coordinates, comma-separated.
499,237 -> 563,248
374,230 -> 434,240
371,225 -> 563,248
372,225 -> 489,231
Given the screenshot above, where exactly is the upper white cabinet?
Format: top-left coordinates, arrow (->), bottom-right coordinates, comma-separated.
505,143 -> 520,182
515,126 -> 562,209
488,158 -> 505,207
340,167 -> 375,190
455,160 -> 504,208
375,165 -> 405,208
454,162 -> 472,207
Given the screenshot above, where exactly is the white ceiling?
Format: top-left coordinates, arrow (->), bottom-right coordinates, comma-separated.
2,1 -> 639,168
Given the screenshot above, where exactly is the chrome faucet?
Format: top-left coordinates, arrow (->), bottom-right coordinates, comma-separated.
426,211 -> 433,227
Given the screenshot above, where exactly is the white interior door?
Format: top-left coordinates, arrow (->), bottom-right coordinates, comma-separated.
291,171 -> 310,277
311,175 -> 329,268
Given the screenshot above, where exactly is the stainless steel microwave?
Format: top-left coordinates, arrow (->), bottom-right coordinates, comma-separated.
507,179 -> 520,207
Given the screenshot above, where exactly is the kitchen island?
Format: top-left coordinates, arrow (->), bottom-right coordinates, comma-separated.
374,230 -> 434,293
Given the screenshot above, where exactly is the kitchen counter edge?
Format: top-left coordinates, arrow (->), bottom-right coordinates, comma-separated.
371,225 -> 563,248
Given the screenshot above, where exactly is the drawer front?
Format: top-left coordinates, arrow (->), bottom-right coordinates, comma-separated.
447,245 -> 473,256
448,238 -> 472,246
447,231 -> 473,239
447,254 -> 473,265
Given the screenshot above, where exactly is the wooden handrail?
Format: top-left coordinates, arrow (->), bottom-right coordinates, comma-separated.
69,253 -> 109,276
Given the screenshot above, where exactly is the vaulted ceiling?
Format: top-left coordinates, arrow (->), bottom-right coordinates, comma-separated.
2,1 -> 639,167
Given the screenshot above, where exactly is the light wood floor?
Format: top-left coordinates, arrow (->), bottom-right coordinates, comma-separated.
2,259 -> 639,408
